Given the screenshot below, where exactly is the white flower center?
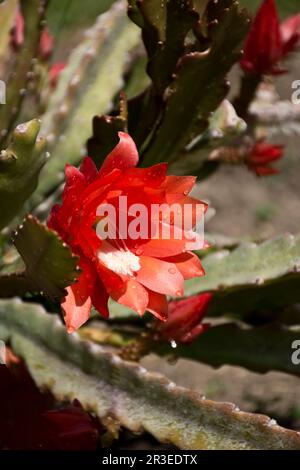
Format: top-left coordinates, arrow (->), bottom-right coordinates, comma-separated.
98,242 -> 140,277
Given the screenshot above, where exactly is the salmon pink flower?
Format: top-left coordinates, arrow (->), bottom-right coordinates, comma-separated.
158,293 -> 212,344
246,141 -> 284,176
48,133 -> 207,332
240,0 -> 300,76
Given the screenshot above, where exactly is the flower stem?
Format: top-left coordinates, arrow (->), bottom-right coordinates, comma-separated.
233,72 -> 261,120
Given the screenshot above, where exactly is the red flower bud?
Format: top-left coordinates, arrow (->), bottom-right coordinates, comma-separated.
240,0 -> 300,76
246,141 -> 284,176
158,293 -> 212,344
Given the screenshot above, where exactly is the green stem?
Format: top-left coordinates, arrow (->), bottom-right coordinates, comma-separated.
233,72 -> 261,121
155,322 -> 300,377
0,272 -> 35,297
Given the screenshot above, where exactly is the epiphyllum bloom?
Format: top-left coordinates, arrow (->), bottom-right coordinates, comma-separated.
158,293 -> 212,344
246,141 -> 283,176
240,0 -> 300,76
48,133 -> 206,332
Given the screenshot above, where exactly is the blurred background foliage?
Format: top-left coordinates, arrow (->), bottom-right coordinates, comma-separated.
47,0 -> 300,45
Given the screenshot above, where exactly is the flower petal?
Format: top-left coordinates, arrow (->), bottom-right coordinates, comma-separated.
163,175 -> 196,195
146,290 -> 168,321
79,157 -> 98,183
47,204 -> 62,233
91,277 -> 109,319
62,278 -> 92,334
99,132 -> 139,177
62,164 -> 86,202
134,237 -> 187,258
117,163 -> 168,189
160,293 -> 212,343
162,252 -> 205,279
180,323 -> 210,344
61,258 -> 97,332
136,256 -> 184,296
111,279 -> 149,316
165,194 -> 207,228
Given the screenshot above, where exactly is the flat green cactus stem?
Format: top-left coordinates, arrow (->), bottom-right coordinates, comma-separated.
141,0 -> 250,165
186,234 -> 300,317
0,119 -> 47,230
0,298 -> 300,450
87,92 -> 127,168
157,322 -> 300,377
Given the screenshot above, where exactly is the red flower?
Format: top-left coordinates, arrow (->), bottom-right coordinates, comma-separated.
240,0 -> 300,76
246,141 -> 284,176
39,27 -> 54,60
158,293 -> 212,344
49,62 -> 65,88
48,133 -> 206,332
